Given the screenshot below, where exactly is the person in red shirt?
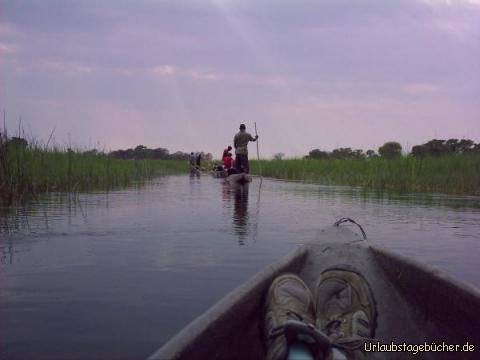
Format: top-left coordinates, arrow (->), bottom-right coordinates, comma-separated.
222,146 -> 232,160
223,152 -> 233,169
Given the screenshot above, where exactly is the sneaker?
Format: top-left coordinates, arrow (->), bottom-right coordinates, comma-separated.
315,267 -> 377,359
264,273 -> 316,360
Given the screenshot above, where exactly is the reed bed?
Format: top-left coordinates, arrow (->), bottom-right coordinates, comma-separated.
0,144 -> 188,200
249,155 -> 480,195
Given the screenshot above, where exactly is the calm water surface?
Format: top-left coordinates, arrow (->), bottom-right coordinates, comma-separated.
1,175 -> 479,359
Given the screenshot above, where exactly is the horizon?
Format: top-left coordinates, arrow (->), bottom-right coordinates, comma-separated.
1,0 -> 479,157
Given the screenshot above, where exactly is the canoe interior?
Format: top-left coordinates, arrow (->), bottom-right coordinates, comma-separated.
148,226 -> 480,360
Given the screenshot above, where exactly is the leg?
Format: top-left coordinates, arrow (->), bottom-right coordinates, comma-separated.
236,154 -> 247,173
235,155 -> 243,172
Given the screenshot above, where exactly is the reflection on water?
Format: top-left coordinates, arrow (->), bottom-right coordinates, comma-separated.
232,184 -> 249,244
0,175 -> 479,360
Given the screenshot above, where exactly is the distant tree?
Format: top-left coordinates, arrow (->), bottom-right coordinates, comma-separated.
411,145 -> 428,157
353,149 -> 365,159
307,149 -> 329,159
273,152 -> 284,160
442,138 -> 474,154
134,145 -> 147,152
366,149 -> 376,158
109,146 -> 217,161
411,138 -> 477,157
331,148 -> 356,159
170,151 -> 189,160
423,139 -> 447,156
133,145 -> 148,159
445,139 -> 460,153
457,139 -> 475,153
152,147 -> 169,159
378,142 -> 402,158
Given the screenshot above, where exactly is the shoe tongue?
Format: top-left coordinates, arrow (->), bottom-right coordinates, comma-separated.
318,281 -> 352,318
334,287 -> 351,308
276,284 -> 311,306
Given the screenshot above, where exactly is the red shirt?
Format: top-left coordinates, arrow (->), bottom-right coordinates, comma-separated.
222,148 -> 231,159
223,156 -> 233,169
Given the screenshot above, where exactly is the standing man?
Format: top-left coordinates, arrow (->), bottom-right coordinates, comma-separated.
233,124 -> 258,173
196,153 -> 202,169
189,152 -> 196,167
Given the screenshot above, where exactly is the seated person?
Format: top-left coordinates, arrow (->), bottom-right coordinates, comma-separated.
222,146 -> 232,160
223,152 -> 233,170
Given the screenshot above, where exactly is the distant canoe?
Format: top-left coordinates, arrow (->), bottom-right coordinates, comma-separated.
212,170 -> 227,178
226,173 -> 251,184
190,167 -> 201,176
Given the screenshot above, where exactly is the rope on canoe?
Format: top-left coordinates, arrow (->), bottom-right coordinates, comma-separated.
334,217 -> 367,240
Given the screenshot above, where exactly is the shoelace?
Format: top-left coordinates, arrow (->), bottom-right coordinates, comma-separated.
268,310 -> 307,339
268,312 -> 378,356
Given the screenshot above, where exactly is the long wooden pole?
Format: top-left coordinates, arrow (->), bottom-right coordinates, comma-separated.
254,122 -> 261,176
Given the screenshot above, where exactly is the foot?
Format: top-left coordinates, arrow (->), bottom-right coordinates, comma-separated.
264,273 -> 316,360
315,267 -> 377,359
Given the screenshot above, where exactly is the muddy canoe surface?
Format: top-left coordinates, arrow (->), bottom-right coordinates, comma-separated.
148,225 -> 480,360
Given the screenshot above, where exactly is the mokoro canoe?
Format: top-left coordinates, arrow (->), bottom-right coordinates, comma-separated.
212,169 -> 227,178
148,222 -> 480,360
190,167 -> 201,176
226,173 -> 252,184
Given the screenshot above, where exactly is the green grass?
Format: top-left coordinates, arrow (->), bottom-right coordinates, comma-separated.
249,154 -> 480,195
0,144 -> 188,201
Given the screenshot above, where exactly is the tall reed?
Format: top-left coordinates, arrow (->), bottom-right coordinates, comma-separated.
0,143 -> 188,200
249,155 -> 480,195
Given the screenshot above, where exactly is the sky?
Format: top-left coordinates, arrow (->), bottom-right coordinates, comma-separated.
0,0 -> 479,158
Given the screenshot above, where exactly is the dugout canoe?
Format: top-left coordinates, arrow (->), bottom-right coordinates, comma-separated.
189,167 -> 201,176
148,220 -> 480,360
226,173 -> 252,185
212,169 -> 227,178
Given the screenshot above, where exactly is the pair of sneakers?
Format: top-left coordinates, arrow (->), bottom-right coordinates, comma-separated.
264,267 -> 377,360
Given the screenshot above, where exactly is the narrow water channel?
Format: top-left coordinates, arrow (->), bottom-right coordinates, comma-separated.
1,175 -> 479,360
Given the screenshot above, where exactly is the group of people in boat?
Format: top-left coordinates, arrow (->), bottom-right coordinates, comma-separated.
219,124 -> 258,175
189,152 -> 203,174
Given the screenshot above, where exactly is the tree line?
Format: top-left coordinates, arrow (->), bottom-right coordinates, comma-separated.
101,145 -> 213,161
305,139 -> 480,160
0,135 -> 213,162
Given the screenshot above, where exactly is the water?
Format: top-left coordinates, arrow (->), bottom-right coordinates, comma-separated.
1,175 -> 479,360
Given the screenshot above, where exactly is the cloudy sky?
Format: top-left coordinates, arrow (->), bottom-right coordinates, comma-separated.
0,0 -> 479,157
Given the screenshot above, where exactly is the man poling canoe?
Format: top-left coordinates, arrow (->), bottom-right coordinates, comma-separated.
233,124 -> 258,174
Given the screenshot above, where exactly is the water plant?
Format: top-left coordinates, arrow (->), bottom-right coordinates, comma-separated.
249,154 -> 480,195
0,138 -> 188,201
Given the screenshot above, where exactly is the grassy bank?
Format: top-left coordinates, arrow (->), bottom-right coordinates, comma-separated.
0,145 -> 188,200
250,154 -> 480,195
